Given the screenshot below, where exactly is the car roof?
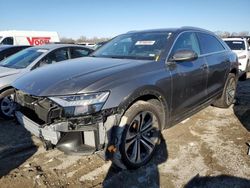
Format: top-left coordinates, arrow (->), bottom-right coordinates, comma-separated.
29,44 -> 92,50
126,26 -> 214,35
0,45 -> 30,51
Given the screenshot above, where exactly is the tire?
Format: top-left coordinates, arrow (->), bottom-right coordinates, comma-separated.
213,73 -> 237,108
239,72 -> 247,81
119,100 -> 162,169
0,88 -> 15,120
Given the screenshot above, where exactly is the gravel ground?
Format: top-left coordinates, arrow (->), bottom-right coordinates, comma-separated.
0,75 -> 249,188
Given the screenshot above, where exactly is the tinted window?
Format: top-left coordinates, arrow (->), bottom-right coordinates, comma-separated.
0,46 -> 29,60
1,49 -> 17,59
70,47 -> 92,58
38,48 -> 69,67
3,47 -> 28,58
197,33 -> 225,54
0,48 -> 47,69
171,32 -> 200,55
1,37 -> 14,45
224,40 -> 245,50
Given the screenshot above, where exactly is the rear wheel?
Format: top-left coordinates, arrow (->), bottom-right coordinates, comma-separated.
213,73 -> 236,108
0,88 -> 15,120
119,100 -> 162,169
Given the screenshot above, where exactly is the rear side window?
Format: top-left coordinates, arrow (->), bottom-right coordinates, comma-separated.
224,40 -> 245,50
38,48 -> 69,67
171,32 -> 200,55
1,37 -> 14,45
197,33 -> 225,54
70,47 -> 92,58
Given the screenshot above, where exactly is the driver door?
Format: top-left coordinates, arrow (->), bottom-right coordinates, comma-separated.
168,32 -> 208,120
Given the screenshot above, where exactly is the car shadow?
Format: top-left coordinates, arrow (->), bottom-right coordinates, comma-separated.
103,133 -> 168,188
233,78 -> 250,132
184,174 -> 250,188
0,119 -> 37,177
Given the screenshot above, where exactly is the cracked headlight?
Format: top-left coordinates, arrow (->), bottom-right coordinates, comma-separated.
49,91 -> 109,116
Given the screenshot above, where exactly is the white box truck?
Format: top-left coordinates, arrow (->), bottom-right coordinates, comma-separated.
0,30 -> 60,46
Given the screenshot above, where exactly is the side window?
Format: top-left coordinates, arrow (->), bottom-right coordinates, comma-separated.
70,48 -> 91,59
1,37 -> 14,45
171,32 -> 200,55
197,33 -> 225,54
38,48 -> 69,67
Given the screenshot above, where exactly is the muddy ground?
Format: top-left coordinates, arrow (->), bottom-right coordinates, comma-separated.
0,75 -> 250,188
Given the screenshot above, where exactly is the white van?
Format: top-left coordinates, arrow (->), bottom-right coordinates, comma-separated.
223,37 -> 250,80
0,30 -> 60,46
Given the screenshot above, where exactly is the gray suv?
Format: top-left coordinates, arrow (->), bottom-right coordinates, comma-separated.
12,27 -> 238,169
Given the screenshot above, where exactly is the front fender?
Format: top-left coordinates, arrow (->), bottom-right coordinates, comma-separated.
104,84 -> 171,129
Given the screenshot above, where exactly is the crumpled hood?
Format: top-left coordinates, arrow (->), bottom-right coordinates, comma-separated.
12,57 -> 150,96
0,66 -> 20,78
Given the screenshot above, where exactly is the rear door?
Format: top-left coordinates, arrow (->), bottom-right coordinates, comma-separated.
35,47 -> 70,68
196,32 -> 228,97
169,32 -> 208,118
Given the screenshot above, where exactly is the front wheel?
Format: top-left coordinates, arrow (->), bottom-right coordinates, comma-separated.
213,73 -> 237,108
119,100 -> 162,169
0,88 -> 15,120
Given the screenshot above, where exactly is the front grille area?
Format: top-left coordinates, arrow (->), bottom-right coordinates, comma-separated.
15,90 -> 62,125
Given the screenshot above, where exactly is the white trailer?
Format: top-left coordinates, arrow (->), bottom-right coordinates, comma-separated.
0,30 -> 60,46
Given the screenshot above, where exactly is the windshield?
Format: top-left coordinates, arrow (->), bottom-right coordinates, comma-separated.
92,32 -> 172,60
0,48 -> 47,69
224,40 -> 246,50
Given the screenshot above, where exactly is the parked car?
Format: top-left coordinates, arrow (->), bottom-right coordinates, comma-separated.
223,37 -> 250,80
0,30 -> 60,45
93,41 -> 109,50
0,44 -> 93,119
77,42 -> 96,48
12,27 -> 238,169
0,45 -> 31,61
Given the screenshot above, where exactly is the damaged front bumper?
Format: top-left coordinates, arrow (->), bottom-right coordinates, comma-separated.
16,111 -> 60,145
14,90 -> 127,168
15,109 -> 108,156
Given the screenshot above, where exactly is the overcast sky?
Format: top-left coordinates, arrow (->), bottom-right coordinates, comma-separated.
1,0 -> 249,39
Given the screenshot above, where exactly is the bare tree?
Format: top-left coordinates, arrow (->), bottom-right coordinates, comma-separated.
60,36 -> 111,44
215,31 -> 250,38
215,31 -> 231,38
238,31 -> 250,36
60,37 -> 75,44
76,36 -> 87,43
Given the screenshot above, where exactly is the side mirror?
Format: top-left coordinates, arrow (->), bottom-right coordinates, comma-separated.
169,49 -> 198,62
